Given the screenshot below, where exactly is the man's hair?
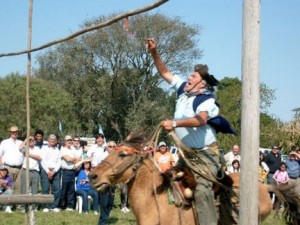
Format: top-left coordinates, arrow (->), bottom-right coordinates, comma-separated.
34,129 -> 44,136
95,133 -> 105,140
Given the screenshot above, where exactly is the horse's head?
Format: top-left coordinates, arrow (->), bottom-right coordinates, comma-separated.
89,132 -> 151,192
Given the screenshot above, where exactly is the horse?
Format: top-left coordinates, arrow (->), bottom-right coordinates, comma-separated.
89,133 -> 300,225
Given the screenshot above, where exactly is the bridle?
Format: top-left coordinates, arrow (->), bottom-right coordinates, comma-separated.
101,145 -> 155,184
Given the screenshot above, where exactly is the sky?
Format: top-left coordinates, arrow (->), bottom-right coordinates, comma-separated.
0,0 -> 299,122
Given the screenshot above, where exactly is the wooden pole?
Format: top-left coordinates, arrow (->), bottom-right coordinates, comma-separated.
239,0 -> 261,225
26,0 -> 34,224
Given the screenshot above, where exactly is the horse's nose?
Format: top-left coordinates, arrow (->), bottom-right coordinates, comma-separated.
88,173 -> 98,183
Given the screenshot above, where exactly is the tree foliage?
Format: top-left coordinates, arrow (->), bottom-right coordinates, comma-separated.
34,13 -> 201,140
0,73 -> 76,138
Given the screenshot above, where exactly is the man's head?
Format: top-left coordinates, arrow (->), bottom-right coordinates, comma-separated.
8,126 -> 20,140
158,141 -> 168,154
271,144 -> 279,154
184,64 -> 219,93
0,165 -> 8,178
28,136 -> 35,147
107,141 -> 116,153
34,129 -> 44,142
289,151 -> 297,161
73,136 -> 81,148
95,133 -> 105,146
232,145 -> 240,155
47,134 -> 58,147
64,135 -> 73,147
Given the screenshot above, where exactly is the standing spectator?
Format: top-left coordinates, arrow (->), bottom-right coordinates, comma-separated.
97,138 -> 115,225
223,145 -> 241,173
76,161 -> 99,214
40,134 -> 62,212
153,141 -> 175,173
273,162 -> 289,185
264,144 -> 282,185
19,136 -> 42,211
72,136 -> 83,170
258,152 -> 269,183
285,151 -> 300,182
0,126 -> 23,194
60,135 -> 80,211
0,165 -> 13,213
34,129 -> 48,149
226,159 -> 240,174
86,134 -> 108,168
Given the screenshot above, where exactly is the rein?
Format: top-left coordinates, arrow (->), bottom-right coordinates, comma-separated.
106,146 -> 155,184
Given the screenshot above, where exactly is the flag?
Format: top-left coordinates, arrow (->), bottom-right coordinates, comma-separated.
59,121 -> 63,133
98,124 -> 104,135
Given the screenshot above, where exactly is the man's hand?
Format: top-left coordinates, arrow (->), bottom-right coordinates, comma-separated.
160,120 -> 174,132
145,38 -> 156,51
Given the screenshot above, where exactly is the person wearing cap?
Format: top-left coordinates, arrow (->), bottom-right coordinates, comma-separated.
60,135 -> 80,211
19,135 -> 42,211
0,165 -> 13,213
0,126 -> 24,194
40,134 -> 62,212
147,39 -> 221,225
285,151 -> 300,181
154,141 -> 175,173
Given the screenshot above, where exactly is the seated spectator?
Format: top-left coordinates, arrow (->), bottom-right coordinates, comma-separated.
226,159 -> 240,174
285,151 -> 300,181
258,152 -> 269,183
0,165 -> 13,213
76,161 -> 99,214
154,141 -> 175,173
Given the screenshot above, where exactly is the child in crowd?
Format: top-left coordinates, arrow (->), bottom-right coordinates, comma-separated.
258,152 -> 269,183
273,162 -> 289,185
226,159 -> 240,174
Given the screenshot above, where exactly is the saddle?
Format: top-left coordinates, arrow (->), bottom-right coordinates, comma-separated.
164,167 -> 197,207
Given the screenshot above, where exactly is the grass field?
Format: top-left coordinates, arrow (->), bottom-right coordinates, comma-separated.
0,193 -> 286,225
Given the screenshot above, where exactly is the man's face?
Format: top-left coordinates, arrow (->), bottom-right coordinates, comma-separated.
183,72 -> 205,92
48,137 -> 57,147
272,147 -> 279,154
73,138 -> 80,147
10,131 -> 18,139
65,139 -> 73,147
96,137 -> 104,146
35,134 -> 43,142
159,145 -> 167,153
232,145 -> 240,155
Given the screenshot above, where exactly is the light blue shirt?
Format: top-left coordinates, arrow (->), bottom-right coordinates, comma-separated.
170,75 -> 219,149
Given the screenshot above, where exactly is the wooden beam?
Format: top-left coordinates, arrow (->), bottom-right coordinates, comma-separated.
0,194 -> 54,205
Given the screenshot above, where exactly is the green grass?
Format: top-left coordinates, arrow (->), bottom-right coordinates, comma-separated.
0,192 -> 285,225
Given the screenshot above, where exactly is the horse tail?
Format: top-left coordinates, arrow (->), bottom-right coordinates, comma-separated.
268,183 -> 300,225
216,172 -> 239,225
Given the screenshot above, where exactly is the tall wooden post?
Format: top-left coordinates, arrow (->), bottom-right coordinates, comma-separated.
26,0 -> 34,224
239,0 -> 261,225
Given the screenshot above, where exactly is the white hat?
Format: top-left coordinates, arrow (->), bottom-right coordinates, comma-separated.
65,135 -> 73,141
8,126 -> 20,132
158,141 -> 167,147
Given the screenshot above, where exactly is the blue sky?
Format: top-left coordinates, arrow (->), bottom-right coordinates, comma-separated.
0,0 -> 299,122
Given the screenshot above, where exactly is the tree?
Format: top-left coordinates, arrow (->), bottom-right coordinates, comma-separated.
216,77 -> 277,151
34,13 -> 201,140
0,73 -> 76,138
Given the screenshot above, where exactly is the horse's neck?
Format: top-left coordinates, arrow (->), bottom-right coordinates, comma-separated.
128,157 -> 162,194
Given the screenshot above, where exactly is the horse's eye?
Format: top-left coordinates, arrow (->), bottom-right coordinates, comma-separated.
119,151 -> 128,158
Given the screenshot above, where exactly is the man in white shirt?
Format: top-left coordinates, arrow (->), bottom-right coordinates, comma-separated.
224,145 -> 241,173
60,135 -> 80,211
40,134 -> 62,212
0,126 -> 24,194
86,134 -> 108,168
19,135 -> 42,210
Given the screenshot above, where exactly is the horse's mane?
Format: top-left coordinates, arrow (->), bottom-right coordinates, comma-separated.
122,131 -> 150,150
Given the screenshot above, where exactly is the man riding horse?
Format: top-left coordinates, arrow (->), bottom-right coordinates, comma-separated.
147,38 -> 223,225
